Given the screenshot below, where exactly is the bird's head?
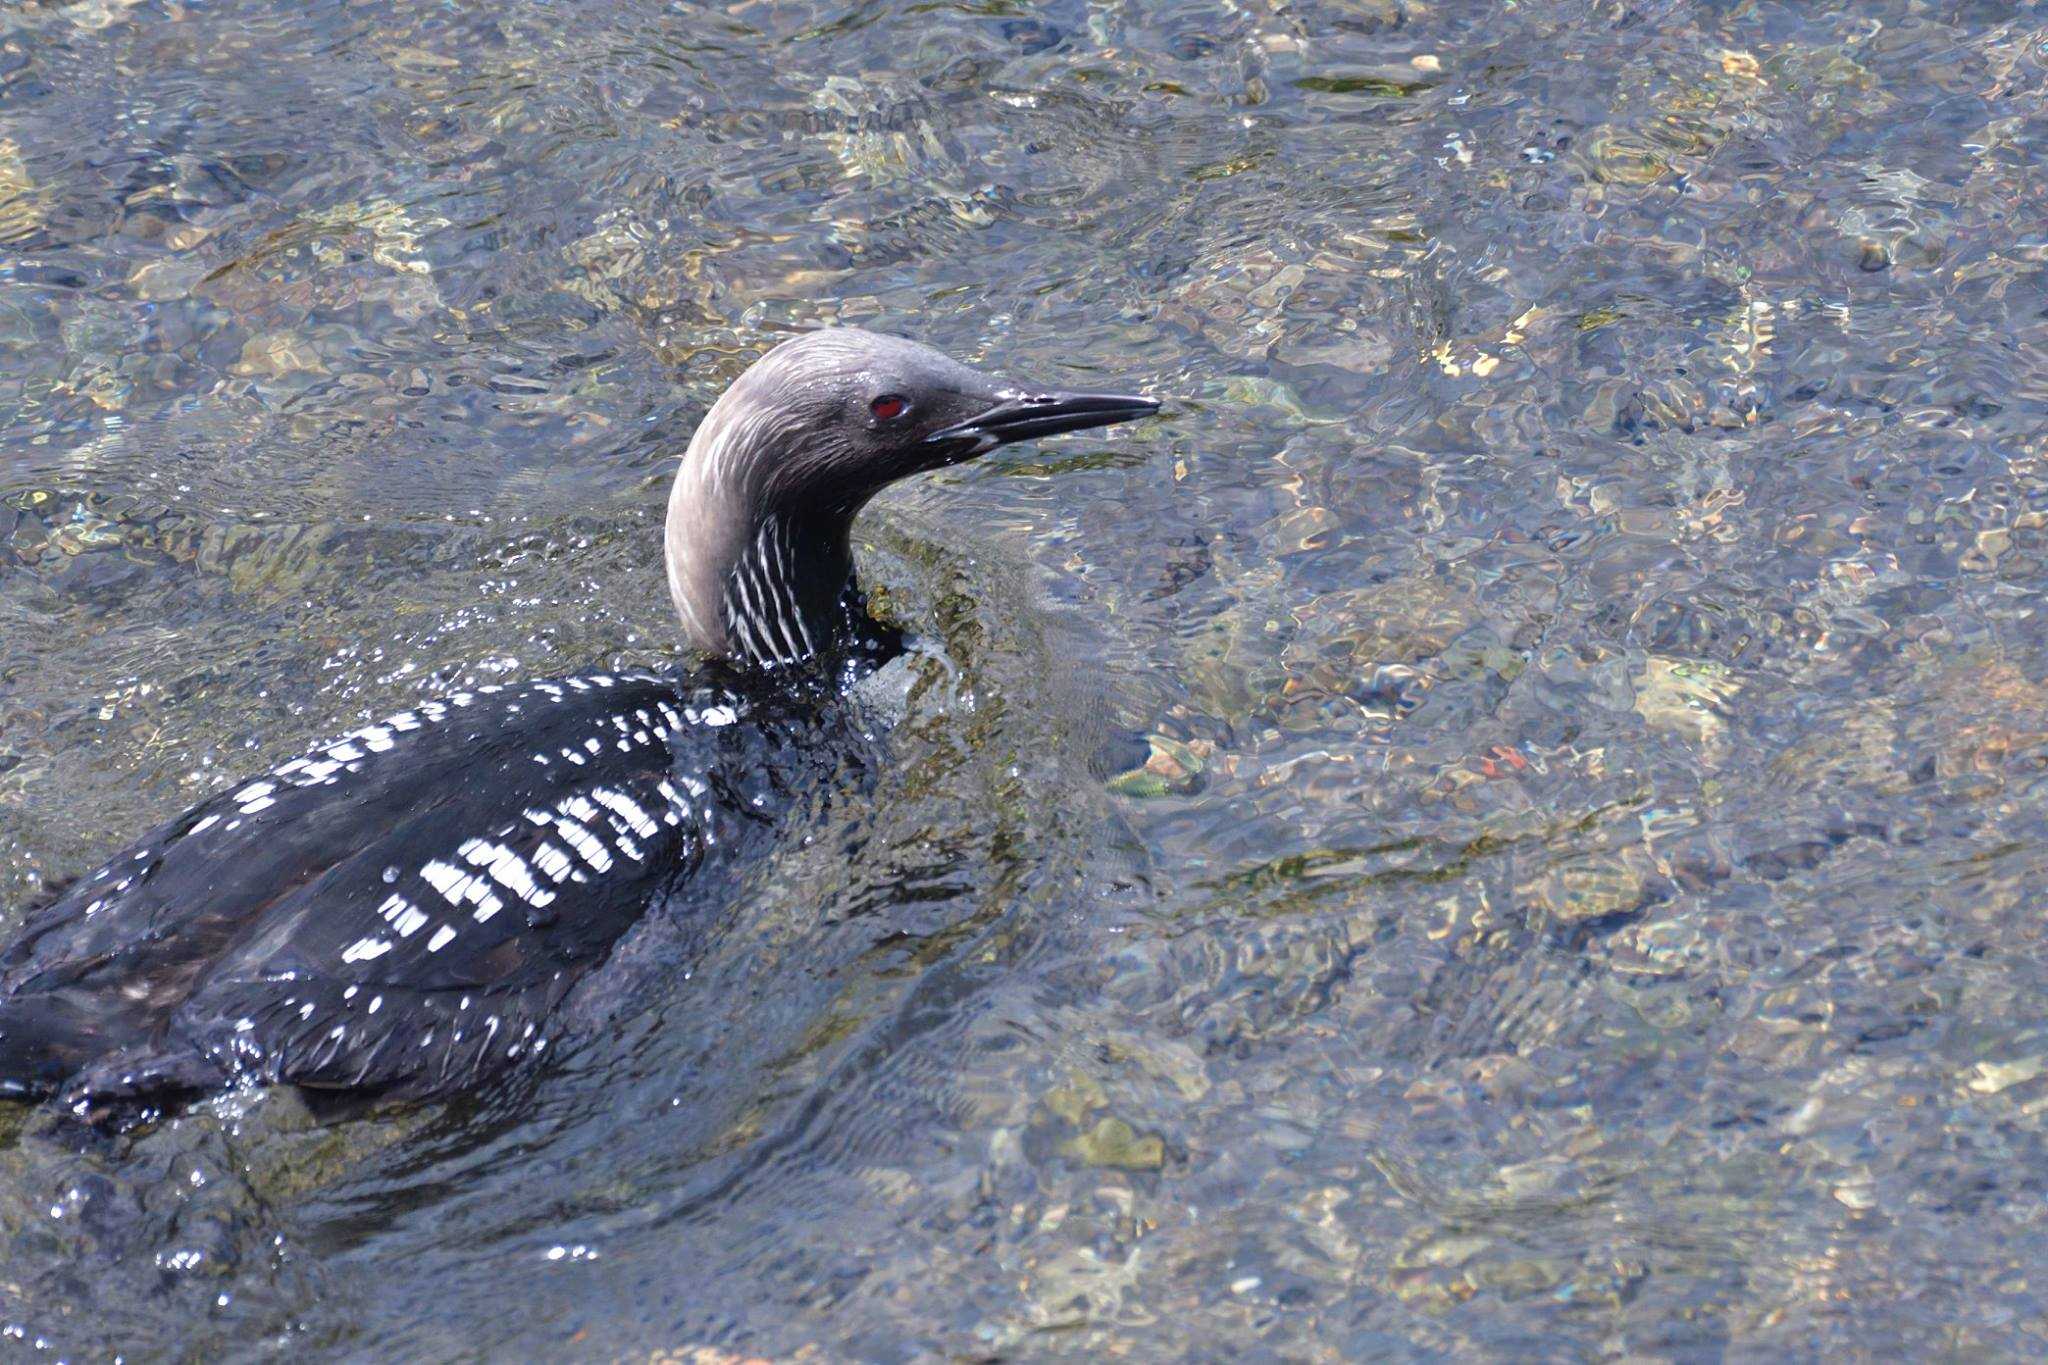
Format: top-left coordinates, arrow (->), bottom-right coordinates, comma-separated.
695,328 -> 1158,513
666,327 -> 1158,667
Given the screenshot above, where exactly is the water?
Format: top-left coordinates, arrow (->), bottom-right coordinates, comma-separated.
2,0 -> 2046,1356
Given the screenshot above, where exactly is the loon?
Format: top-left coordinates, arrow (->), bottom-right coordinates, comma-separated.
0,328 -> 1157,1122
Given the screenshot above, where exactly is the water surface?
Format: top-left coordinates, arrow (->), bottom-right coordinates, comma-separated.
3,0 -> 2047,1357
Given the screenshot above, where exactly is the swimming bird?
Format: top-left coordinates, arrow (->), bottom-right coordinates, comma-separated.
0,328 -> 1157,1122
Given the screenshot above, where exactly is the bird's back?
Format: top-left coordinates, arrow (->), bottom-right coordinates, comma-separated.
0,671 -> 792,1117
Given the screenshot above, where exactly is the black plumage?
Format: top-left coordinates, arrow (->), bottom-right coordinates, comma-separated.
1,675 -> 760,1113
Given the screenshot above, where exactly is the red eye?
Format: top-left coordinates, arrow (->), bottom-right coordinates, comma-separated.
870,395 -> 908,421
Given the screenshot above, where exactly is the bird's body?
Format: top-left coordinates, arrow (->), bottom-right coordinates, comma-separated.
0,328 -> 1156,1122
2,674 -> 734,1108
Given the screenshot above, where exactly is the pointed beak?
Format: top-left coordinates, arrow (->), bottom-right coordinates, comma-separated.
926,389 -> 1161,452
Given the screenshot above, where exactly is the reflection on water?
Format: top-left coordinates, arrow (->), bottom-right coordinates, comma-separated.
4,0 -> 2048,1355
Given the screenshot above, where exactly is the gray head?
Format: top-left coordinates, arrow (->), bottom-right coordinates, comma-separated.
665,327 -> 1157,669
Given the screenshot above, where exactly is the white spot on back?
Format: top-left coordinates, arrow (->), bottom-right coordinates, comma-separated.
533,844 -> 572,882
378,893 -> 428,937
590,788 -> 660,839
339,933 -> 391,965
420,859 -> 466,900
553,817 -> 614,872
463,840 -> 553,908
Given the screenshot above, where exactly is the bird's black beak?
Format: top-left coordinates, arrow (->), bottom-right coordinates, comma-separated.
926,389 -> 1160,453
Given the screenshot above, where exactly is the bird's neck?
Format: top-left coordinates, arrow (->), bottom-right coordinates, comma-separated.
721,508 -> 861,668
664,453 -> 865,671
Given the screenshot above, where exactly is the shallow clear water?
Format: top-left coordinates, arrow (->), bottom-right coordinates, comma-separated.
3,0 -> 2048,1357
